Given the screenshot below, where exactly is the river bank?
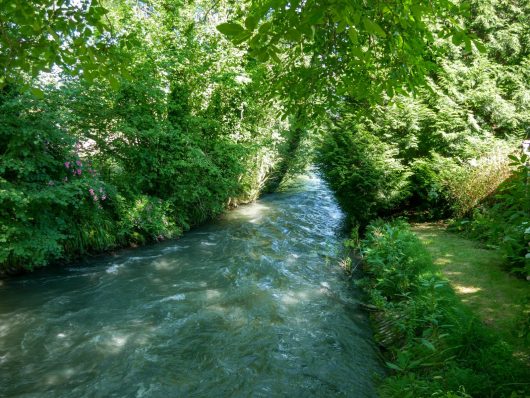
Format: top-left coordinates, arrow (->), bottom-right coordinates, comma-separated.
355,220 -> 530,397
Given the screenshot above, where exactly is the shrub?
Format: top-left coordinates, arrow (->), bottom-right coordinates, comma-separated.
451,153 -> 530,277
317,128 -> 411,227
0,87 -> 117,271
440,140 -> 515,218
361,220 -> 431,299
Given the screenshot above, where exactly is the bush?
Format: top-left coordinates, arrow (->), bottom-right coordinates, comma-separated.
361,220 -> 432,299
0,87 -> 117,270
451,153 -> 530,277
317,127 -> 411,227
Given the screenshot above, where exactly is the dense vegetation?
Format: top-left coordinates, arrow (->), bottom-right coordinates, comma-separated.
0,0 -> 300,272
1,0 -> 529,396
316,0 -> 530,278
354,221 -> 529,397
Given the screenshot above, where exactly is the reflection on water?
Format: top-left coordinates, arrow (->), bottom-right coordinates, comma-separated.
0,173 -> 382,397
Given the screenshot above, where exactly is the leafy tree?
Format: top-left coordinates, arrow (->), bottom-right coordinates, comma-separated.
0,0 -> 125,91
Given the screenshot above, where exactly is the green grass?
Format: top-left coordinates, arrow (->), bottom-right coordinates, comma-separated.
411,222 -> 530,359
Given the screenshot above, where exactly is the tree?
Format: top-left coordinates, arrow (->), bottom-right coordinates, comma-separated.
0,0 -> 122,92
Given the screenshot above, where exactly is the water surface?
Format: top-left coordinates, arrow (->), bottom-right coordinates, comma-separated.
0,174 -> 382,397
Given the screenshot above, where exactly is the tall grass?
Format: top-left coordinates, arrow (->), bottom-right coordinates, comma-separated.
442,141 -> 515,217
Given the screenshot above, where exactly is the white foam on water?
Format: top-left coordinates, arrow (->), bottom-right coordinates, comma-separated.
106,264 -> 122,274
160,293 -> 186,302
161,245 -> 190,253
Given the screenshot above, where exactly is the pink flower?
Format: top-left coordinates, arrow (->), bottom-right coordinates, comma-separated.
93,195 -> 99,202
102,195 -> 107,201
76,169 -> 82,175
64,162 -> 70,168
76,160 -> 82,167
89,188 -> 95,195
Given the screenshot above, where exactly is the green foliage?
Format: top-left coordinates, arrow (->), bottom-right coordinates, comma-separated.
0,0 -> 123,87
317,126 -> 411,227
315,0 -> 529,282
357,220 -> 530,397
116,195 -> 180,245
451,154 -> 530,277
217,0 -> 473,111
0,86 -> 115,270
361,220 -> 431,299
0,0 -> 298,273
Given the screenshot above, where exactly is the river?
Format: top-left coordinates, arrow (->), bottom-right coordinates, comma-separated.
0,174 -> 382,397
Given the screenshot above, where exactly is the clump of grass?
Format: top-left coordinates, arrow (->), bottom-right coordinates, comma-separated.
355,220 -> 530,397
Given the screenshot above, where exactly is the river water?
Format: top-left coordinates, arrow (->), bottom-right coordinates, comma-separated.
0,174 -> 382,397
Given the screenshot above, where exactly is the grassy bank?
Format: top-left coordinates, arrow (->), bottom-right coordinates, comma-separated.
412,223 -> 529,358
354,220 -> 530,397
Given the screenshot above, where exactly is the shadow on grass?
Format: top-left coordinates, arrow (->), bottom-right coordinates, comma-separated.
412,223 -> 530,360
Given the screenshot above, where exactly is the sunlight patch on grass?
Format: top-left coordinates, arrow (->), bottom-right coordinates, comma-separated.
454,284 -> 481,294
411,223 -> 530,348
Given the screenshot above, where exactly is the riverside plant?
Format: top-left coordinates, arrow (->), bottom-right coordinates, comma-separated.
356,220 -> 530,397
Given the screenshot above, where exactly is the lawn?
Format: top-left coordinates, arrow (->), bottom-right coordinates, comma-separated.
411,223 -> 530,358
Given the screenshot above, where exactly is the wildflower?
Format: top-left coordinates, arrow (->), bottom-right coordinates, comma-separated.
89,188 -> 95,195
64,161 -> 70,168
48,180 -> 54,186
102,195 -> 107,201
76,169 -> 82,175
76,160 -> 82,167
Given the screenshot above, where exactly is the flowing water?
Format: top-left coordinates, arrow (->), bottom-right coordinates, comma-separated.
0,174 -> 382,397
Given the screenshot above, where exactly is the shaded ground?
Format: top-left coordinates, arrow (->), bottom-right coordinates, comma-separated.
411,223 -> 529,357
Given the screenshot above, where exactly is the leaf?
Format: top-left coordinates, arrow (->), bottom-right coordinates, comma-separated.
363,18 -> 386,38
452,32 -> 464,45
108,75 -> 120,90
269,49 -> 281,63
348,28 -> 358,43
231,31 -> 252,45
216,22 -> 245,37
285,29 -> 302,42
420,338 -> 436,351
473,39 -> 487,53
256,51 -> 270,62
245,16 -> 258,31
30,87 -> 44,99
258,22 -> 272,34
385,361 -> 402,372
464,37 -> 472,52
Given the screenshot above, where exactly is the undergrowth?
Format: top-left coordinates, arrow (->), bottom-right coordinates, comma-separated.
450,154 -> 530,278
354,220 -> 530,398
